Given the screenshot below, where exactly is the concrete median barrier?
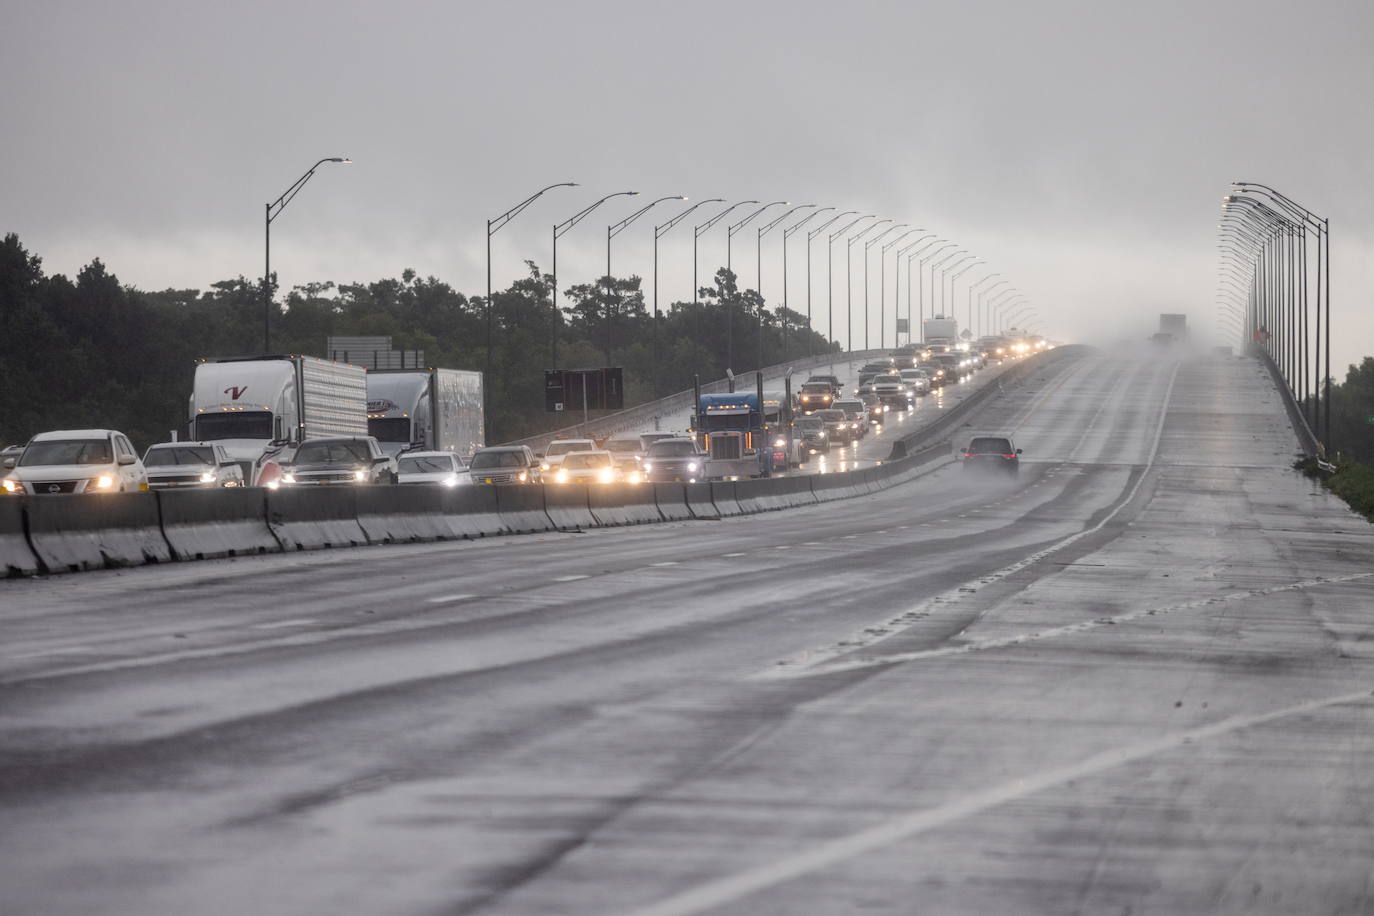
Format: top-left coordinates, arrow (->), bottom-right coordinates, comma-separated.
0,498 -> 40,576
685,481 -> 719,519
736,475 -> 817,513
709,481 -> 746,517
494,485 -> 554,534
439,485 -> 508,539
355,485 -> 459,544
266,487 -> 370,551
810,470 -> 859,502
543,484 -> 597,531
589,483 -> 662,526
653,483 -> 693,521
25,492 -> 172,573
159,488 -> 281,560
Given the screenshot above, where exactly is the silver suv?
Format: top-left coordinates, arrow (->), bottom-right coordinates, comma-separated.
279,436 -> 398,486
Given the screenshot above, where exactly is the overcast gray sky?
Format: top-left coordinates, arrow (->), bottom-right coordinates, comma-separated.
4,0 -> 1372,372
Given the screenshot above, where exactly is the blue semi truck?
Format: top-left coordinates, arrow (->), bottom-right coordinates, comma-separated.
690,373 -> 799,478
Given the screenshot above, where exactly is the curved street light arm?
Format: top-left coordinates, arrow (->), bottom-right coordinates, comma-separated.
556,190 -> 639,238
697,200 -> 758,237
269,157 -> 351,224
848,218 -> 893,247
809,209 -> 858,242
828,214 -> 876,244
489,180 -> 577,235
865,223 -> 909,252
896,233 -> 939,258
729,200 -> 787,237
761,203 -> 817,237
657,198 -> 725,238
611,195 -> 686,239
785,206 -> 834,240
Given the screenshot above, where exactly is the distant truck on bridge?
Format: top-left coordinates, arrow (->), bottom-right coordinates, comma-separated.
365,368 -> 484,459
922,315 -> 959,348
1154,313 -> 1188,345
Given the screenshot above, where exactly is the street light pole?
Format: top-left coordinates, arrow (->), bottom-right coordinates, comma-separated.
784,206 -> 833,359
847,218 -> 891,353
808,210 -> 858,356
726,201 -> 787,370
550,188 -> 636,369
606,194 -> 684,366
977,279 -> 1010,336
756,204 -> 817,367
879,229 -> 921,349
893,235 -> 936,347
653,199 -> 723,396
265,157 -> 351,353
862,224 -> 908,351
946,260 -> 986,341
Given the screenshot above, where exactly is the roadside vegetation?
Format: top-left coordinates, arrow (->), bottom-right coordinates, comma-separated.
0,234 -> 836,448
1295,359 -> 1374,521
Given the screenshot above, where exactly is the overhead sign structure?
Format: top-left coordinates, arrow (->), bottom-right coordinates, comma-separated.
545,368 -> 624,413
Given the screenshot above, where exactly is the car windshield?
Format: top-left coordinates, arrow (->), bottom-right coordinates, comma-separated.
834,400 -> 863,412
399,455 -> 455,474
294,441 -> 371,465
470,450 -> 525,469
20,439 -> 112,467
144,446 -> 215,466
800,384 -> 830,393
193,411 -> 274,441
969,437 -> 1013,454
648,441 -> 698,457
796,418 -> 823,430
563,453 -> 610,470
603,440 -> 639,454
815,410 -> 845,421
547,441 -> 595,456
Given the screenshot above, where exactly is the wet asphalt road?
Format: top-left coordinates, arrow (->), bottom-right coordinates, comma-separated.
3,346 -> 1372,915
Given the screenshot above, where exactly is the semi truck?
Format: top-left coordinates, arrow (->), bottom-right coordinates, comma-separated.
189,355 -> 368,484
1158,313 -> 1188,343
366,368 -> 484,458
922,315 -> 959,348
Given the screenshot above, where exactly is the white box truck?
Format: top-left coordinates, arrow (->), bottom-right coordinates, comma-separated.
366,368 -> 484,458
190,355 -> 368,483
922,315 -> 959,347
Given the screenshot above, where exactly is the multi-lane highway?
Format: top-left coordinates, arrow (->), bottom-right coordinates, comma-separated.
3,346 -> 1372,915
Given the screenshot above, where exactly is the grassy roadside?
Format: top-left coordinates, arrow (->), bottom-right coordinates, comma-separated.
1296,457 -> 1374,522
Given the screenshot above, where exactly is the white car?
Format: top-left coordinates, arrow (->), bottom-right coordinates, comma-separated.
899,369 -> 932,396
1,429 -> 148,495
539,438 -> 598,472
550,450 -> 623,484
396,451 -> 469,487
142,442 -> 245,489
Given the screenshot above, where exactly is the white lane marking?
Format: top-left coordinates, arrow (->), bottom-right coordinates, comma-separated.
627,686 -> 1374,916
552,574 -> 589,582
425,594 -> 476,605
768,571 -> 1374,679
759,362 -> 1182,679
250,618 -> 319,630
8,647 -> 96,659
650,561 -> 680,567
722,553 -> 747,558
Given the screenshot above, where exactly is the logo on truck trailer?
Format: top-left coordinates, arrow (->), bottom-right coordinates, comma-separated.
223,385 -> 248,400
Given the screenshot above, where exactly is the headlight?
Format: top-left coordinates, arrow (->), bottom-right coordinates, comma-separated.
819,432 -> 827,438
443,475 -> 459,487
687,461 -> 699,472
1,479 -> 21,494
627,470 -> 642,484
773,438 -> 785,447
353,469 -> 368,481
851,423 -> 859,429
282,473 -> 296,484
554,469 -> 568,484
642,462 -> 653,472
540,461 -> 551,471
517,471 -> 528,482
265,480 -> 280,490
597,468 -> 616,484
199,471 -> 216,483
94,475 -> 115,489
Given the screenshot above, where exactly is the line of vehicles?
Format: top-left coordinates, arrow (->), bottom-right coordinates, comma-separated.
2,327 -> 1047,496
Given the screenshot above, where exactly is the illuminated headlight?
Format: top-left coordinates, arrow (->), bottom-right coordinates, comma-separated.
1,479 -> 21,494
819,432 -> 827,438
265,480 -> 280,490
94,475 -> 115,490
597,468 -> 616,484
540,461 -> 551,471
687,461 -> 699,472
642,462 -> 653,472
353,469 -> 368,481
281,473 -> 296,484
773,438 -> 785,447
517,471 -> 528,482
199,471 -> 216,483
627,470 -> 642,484
442,475 -> 459,487
554,469 -> 568,484
851,423 -> 859,429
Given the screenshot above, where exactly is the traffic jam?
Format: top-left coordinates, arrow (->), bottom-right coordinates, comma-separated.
0,334 -> 1048,497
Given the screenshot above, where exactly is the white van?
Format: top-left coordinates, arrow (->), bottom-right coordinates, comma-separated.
1,429 -> 148,494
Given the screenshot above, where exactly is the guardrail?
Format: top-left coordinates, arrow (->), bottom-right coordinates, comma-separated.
0,349 -> 1070,579
1253,345 -> 1319,458
505,348 -> 890,453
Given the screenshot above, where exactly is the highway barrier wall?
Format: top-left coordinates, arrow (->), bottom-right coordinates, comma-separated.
1,350 -> 1071,578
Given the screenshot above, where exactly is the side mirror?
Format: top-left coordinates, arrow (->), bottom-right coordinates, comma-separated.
1016,448 -> 1023,455
373,456 -> 389,465
2,458 -> 14,470
118,454 -> 136,466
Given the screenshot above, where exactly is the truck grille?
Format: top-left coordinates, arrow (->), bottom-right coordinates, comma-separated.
148,474 -> 204,487
299,471 -> 357,483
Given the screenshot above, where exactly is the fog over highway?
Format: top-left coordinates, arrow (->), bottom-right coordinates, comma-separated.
3,347 -> 1373,915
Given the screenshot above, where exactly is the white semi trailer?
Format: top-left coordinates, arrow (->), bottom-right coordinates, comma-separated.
922,315 -> 959,348
189,355 -> 368,483
366,368 -> 484,458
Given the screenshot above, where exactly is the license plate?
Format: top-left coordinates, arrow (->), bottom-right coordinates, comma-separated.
483,477 -> 493,484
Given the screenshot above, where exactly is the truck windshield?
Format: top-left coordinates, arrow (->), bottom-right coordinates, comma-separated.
144,446 -> 215,466
21,439 -> 112,467
546,441 -> 595,456
367,418 -> 412,444
399,455 -> 454,474
295,441 -> 371,465
194,411 -> 273,441
562,453 -> 610,469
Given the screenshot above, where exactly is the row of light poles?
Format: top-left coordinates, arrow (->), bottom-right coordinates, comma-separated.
1218,182 -> 1330,451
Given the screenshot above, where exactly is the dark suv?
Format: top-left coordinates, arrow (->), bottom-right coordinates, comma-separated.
280,436 -> 398,486
961,436 -> 1022,477
642,437 -> 705,482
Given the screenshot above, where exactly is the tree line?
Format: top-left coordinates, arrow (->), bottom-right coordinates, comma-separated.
0,233 -> 837,450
